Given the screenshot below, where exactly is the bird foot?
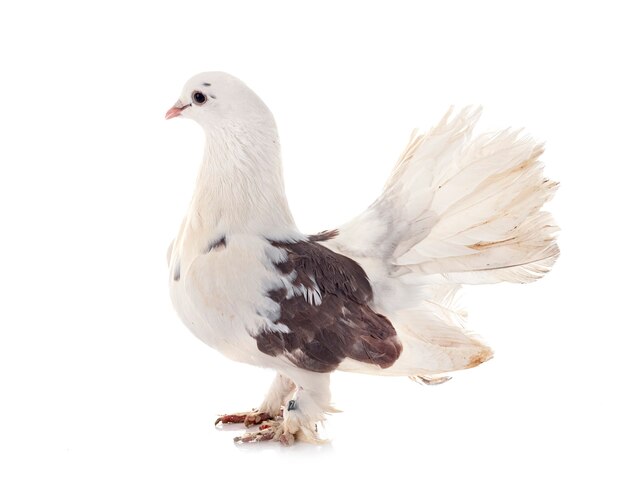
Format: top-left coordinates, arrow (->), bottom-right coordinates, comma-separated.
214,409 -> 279,428
233,419 -> 295,446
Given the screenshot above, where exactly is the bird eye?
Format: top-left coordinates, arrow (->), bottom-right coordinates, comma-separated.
192,91 -> 207,105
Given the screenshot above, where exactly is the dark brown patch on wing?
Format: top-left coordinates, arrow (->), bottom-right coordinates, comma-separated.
205,236 -> 226,253
256,236 -> 402,373
309,229 -> 339,242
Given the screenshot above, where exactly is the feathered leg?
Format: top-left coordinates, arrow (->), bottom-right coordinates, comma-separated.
280,371 -> 334,444
234,371 -> 335,445
215,373 -> 295,427
258,372 -> 296,416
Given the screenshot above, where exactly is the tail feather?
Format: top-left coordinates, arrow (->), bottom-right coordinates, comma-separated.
324,107 -> 558,377
330,107 -> 559,285
338,284 -> 493,376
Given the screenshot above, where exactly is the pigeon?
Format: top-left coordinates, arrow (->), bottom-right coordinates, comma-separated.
164,72 -> 559,445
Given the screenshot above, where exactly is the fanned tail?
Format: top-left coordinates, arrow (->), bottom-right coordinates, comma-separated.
391,110 -> 559,283
324,107 -> 558,376
333,107 -> 559,285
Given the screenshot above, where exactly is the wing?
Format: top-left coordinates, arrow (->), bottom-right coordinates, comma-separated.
254,234 -> 403,373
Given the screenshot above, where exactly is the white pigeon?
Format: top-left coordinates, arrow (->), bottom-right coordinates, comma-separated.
164,72 -> 559,445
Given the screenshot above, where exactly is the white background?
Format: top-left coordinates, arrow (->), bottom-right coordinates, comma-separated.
1,1 -> 624,484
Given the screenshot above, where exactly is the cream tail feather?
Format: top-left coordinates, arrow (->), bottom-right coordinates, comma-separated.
326,107 -> 559,376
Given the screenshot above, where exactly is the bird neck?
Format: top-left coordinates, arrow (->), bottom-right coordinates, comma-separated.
187,123 -> 300,240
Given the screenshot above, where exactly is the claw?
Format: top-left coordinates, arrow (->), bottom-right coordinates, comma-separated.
232,419 -> 295,446
215,410 -> 274,427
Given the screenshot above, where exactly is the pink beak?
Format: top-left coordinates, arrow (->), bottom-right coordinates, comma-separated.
165,100 -> 190,120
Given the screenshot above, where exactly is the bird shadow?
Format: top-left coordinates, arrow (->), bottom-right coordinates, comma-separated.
233,439 -> 334,454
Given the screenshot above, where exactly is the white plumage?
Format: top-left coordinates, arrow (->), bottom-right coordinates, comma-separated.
165,72 -> 558,445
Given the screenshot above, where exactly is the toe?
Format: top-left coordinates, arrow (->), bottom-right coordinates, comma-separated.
243,411 -> 272,427
215,413 -> 247,425
279,432 -> 295,446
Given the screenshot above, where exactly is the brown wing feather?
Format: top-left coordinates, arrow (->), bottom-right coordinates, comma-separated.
255,234 -> 402,373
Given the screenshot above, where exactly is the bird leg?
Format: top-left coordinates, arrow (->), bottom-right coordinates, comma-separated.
215,373 -> 295,427
234,371 -> 335,445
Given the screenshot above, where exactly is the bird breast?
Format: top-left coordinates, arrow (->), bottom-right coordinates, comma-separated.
168,233 -> 288,365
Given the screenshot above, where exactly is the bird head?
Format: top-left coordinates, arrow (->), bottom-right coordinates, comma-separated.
165,72 -> 275,132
